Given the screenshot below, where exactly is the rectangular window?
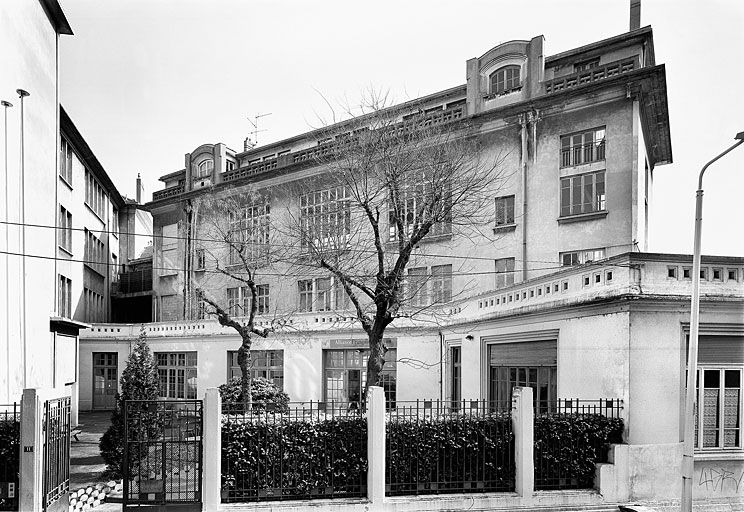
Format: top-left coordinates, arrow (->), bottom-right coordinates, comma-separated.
574,58 -> 600,72
495,258 -> 516,288
227,285 -> 269,316
58,275 -> 72,318
487,341 -> 557,412
324,348 -> 396,407
560,127 -> 606,168
560,248 -> 606,266
431,264 -> 453,304
695,368 -> 742,450
316,277 -> 332,312
111,207 -> 118,238
156,352 -> 197,399
194,248 -> 205,270
84,287 -> 104,323
58,206 -> 72,253
298,279 -> 313,312
450,345 -> 461,408
407,267 -> 428,307
59,138 -> 73,184
389,179 -> 452,241
228,199 -> 270,265
495,195 -> 515,226
560,170 -> 606,217
300,187 -> 351,251
84,229 -> 106,276
85,170 -> 107,219
228,350 -> 284,390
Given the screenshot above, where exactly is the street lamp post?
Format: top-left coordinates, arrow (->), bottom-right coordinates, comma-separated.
681,131 -> 744,512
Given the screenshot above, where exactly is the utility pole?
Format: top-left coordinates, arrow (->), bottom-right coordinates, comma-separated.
16,89 -> 29,388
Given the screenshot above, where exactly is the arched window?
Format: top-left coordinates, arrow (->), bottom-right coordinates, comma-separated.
490,65 -> 521,95
195,159 -> 213,178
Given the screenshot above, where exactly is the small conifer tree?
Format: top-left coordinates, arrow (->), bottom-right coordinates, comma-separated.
100,325 -> 160,477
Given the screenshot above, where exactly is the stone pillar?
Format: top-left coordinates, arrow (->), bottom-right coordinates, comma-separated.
19,388 -> 46,512
367,386 -> 385,508
512,386 -> 534,498
202,388 -> 222,511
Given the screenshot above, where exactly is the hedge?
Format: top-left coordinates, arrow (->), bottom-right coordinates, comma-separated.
534,413 -> 624,489
221,416 -> 367,501
386,414 -> 515,494
0,418 -> 20,510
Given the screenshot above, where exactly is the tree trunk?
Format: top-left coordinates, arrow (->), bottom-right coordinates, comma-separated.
364,327 -> 386,401
236,333 -> 253,411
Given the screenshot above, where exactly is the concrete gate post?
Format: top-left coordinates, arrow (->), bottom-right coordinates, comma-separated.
202,388 -> 221,511
367,386 -> 385,509
512,386 -> 535,499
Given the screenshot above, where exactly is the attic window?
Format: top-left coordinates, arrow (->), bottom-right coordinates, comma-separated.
490,66 -> 521,95
574,58 -> 600,72
195,159 -> 213,178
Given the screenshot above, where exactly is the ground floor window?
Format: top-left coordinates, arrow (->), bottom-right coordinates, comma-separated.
228,350 -> 284,390
156,352 -> 197,399
695,367 -> 742,450
450,345 -> 461,407
92,352 -> 117,410
487,340 -> 557,411
323,348 -> 396,407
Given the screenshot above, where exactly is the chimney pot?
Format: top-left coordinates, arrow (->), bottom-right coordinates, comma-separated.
630,0 -> 641,31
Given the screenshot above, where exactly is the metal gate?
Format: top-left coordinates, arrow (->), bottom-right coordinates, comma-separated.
123,400 -> 202,511
43,397 -> 70,512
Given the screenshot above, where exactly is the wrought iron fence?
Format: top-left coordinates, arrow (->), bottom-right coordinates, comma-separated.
534,398 -> 624,490
43,397 -> 70,511
0,404 -> 20,511
221,401 -> 367,502
123,400 -> 202,509
386,399 -> 514,496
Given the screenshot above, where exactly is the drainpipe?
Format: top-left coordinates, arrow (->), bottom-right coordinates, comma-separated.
519,114 -> 528,281
2,100 -> 12,399
17,89 -> 29,388
439,331 -> 444,402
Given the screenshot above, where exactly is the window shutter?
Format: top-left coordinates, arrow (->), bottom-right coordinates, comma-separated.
689,336 -> 744,365
487,340 -> 557,366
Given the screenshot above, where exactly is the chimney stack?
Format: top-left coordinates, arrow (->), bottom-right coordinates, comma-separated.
630,0 -> 641,31
136,173 -> 142,203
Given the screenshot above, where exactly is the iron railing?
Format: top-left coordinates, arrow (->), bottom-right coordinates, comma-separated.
560,140 -> 606,167
0,404 -> 20,511
43,397 -> 70,511
534,398 -> 624,490
123,400 -> 203,509
386,399 -> 514,496
221,401 -> 367,502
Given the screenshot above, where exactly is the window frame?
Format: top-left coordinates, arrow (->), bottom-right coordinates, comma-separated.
695,366 -> 743,451
495,257 -> 516,289
228,199 -> 271,265
228,349 -> 284,390
58,205 -> 73,254
58,274 -> 72,319
489,65 -> 522,95
560,170 -> 606,217
560,248 -> 606,267
560,127 -> 606,168
155,352 -> 198,399
323,348 -> 397,407
495,195 -> 515,227
300,186 -> 351,251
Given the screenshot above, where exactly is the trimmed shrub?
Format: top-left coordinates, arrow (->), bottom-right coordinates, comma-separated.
534,413 -> 624,489
222,416 -> 367,500
0,417 -> 20,509
219,377 -> 290,413
99,326 -> 160,477
386,414 -> 514,494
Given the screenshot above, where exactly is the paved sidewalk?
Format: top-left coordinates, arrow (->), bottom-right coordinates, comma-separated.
70,411 -> 121,511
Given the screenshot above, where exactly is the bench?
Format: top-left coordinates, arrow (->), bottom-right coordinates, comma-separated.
71,425 -> 83,442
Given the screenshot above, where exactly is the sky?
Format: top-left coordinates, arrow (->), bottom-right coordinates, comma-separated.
59,0 -> 744,257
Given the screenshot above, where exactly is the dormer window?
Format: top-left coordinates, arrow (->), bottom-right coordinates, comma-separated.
195,159 -> 213,178
490,65 -> 521,95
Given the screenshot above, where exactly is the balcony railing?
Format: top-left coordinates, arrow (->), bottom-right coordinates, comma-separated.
116,268 -> 153,294
151,104 -> 467,202
560,140 -> 606,167
152,184 -> 185,201
545,56 -> 639,94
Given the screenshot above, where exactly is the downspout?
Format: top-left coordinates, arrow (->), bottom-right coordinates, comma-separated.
439,330 -> 444,402
519,114 -> 528,281
183,200 -> 193,319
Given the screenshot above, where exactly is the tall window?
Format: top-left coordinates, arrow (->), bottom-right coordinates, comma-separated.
560,248 -> 606,266
227,285 -> 269,316
490,65 -> 521,95
195,159 -> 214,178
84,287 -> 104,323
228,350 -> 284,390
85,170 -> 107,219
58,206 -> 72,253
431,264 -> 453,303
488,341 -> 557,412
450,346 -> 461,407
58,275 -> 72,318
297,277 -> 348,312
324,348 -> 397,407
228,199 -> 270,265
156,352 -> 197,399
407,267 -> 428,307
495,258 -> 515,288
495,195 -> 515,226
300,187 -> 351,251
59,138 -> 73,184
695,368 -> 742,450
560,127 -> 606,167
389,179 -> 451,241
560,170 -> 605,217
84,229 -> 106,276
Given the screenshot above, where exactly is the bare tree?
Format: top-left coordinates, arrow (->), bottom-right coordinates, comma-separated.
285,91 -> 509,398
192,192 -> 277,409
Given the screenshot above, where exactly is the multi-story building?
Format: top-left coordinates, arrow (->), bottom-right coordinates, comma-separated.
0,0 -> 75,407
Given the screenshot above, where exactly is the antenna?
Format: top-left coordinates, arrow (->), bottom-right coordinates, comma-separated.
247,112 -> 272,146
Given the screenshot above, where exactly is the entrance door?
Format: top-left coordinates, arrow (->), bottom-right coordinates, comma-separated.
92,353 -> 117,410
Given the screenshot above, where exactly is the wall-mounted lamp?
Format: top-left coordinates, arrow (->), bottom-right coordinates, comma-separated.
465,334 -> 474,341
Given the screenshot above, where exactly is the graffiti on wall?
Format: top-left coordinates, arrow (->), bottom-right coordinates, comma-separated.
698,467 -> 744,493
